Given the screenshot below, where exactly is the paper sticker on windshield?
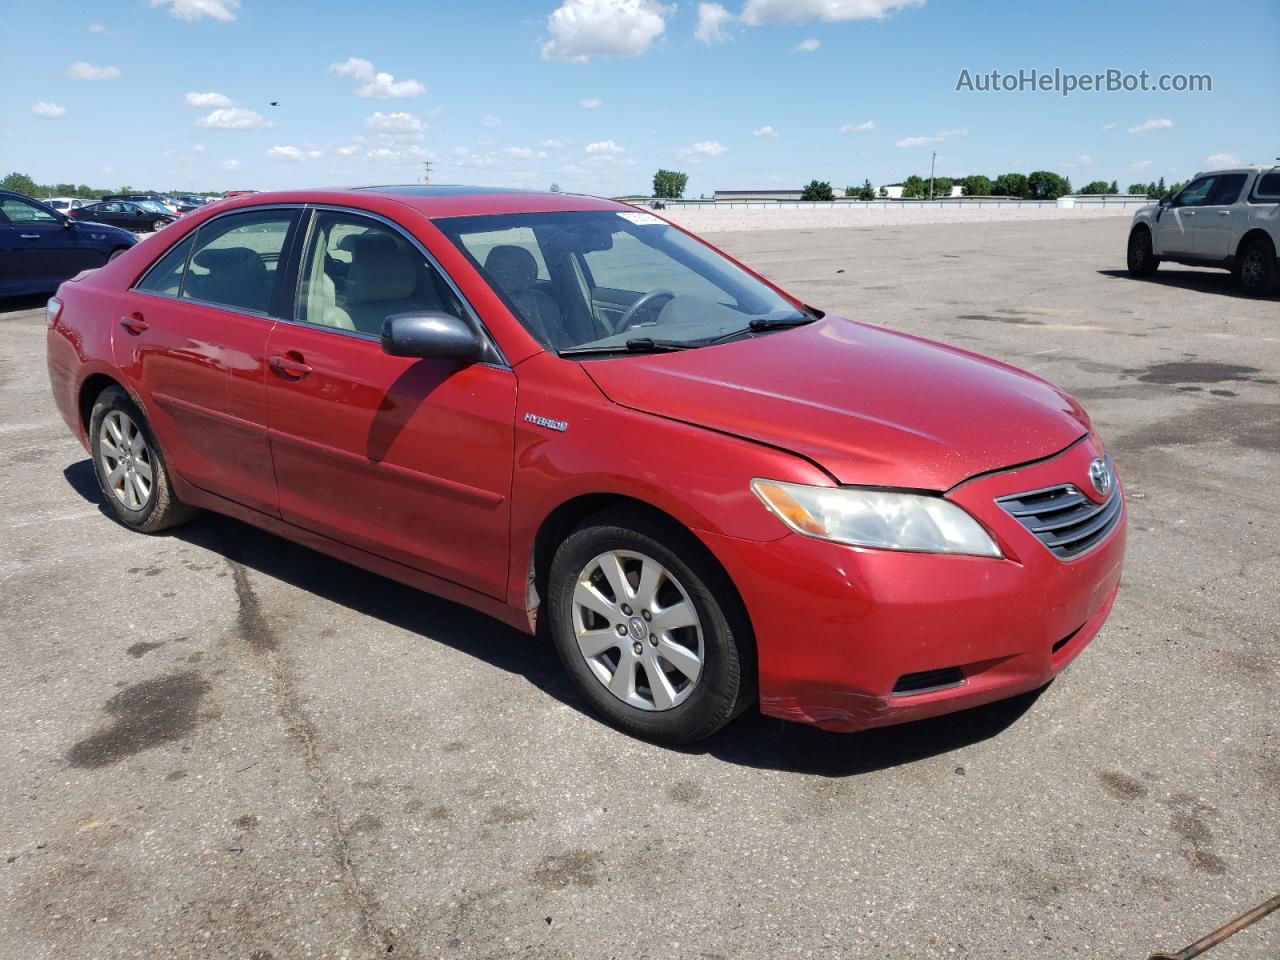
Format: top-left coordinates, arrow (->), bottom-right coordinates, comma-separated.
617,211 -> 665,226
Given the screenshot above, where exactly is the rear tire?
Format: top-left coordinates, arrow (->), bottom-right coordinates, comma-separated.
107,247 -> 129,262
1127,227 -> 1159,277
1237,236 -> 1277,296
89,386 -> 197,533
547,507 -> 754,743
151,219 -> 167,232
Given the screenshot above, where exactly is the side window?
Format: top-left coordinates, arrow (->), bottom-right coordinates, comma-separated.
182,209 -> 295,314
1173,177 -> 1215,207
1207,174 -> 1246,205
1254,171 -> 1280,200
0,197 -> 60,224
135,232 -> 196,297
296,211 -> 464,335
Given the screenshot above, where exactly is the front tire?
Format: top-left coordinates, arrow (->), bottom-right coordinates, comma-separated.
107,247 -> 129,262
1127,227 -> 1159,277
89,386 -> 197,533
547,508 -> 753,743
1237,236 -> 1277,296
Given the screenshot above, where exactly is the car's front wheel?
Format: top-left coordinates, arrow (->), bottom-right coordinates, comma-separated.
89,386 -> 197,532
1127,226 -> 1159,277
547,508 -> 753,743
107,247 -> 129,262
1237,236 -> 1277,296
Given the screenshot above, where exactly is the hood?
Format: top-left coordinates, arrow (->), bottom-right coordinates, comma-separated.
74,220 -> 136,242
581,317 -> 1090,490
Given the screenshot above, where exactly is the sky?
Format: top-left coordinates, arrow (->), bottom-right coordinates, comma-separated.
2,0 -> 1277,197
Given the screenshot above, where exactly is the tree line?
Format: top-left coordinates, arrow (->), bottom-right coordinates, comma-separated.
1,171 -> 220,201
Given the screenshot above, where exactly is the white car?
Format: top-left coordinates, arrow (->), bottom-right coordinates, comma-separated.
42,197 -> 88,214
1126,164 -> 1279,295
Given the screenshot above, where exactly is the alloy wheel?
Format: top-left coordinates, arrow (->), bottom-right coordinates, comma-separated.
571,549 -> 704,711
1241,249 -> 1263,288
99,410 -> 154,510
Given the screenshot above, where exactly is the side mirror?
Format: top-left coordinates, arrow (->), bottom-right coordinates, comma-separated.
380,312 -> 485,361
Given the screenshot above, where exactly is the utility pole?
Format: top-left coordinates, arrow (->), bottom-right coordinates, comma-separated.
421,160 -> 433,184
929,151 -> 936,200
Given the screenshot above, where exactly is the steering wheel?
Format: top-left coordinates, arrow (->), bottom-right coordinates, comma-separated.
616,289 -> 676,331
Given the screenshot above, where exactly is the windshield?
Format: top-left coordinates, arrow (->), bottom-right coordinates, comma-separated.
137,201 -> 169,214
434,211 -> 803,353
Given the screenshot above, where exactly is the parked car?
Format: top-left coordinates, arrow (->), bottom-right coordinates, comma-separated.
1127,163 -> 1279,294
0,190 -> 137,296
43,197 -> 88,214
103,193 -> 177,214
71,200 -> 176,233
46,186 -> 1126,743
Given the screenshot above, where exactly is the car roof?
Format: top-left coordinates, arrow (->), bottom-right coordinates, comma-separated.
204,184 -> 632,220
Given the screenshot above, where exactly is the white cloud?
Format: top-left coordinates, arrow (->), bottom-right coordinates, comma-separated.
221,159 -> 241,172
741,0 -> 922,25
329,57 -> 425,99
675,139 -> 729,162
1078,154 -> 1093,164
1101,122 -> 1116,130
586,139 -> 626,154
31,101 -> 67,119
579,97 -> 603,109
477,136 -> 498,147
1130,159 -> 1153,170
542,138 -> 569,149
88,22 -> 107,33
505,146 -> 549,159
482,113 -> 502,128
184,91 -> 233,108
752,125 -> 779,138
895,128 -> 965,148
266,145 -> 307,162
67,61 -> 120,80
839,120 -> 875,133
542,0 -> 673,63
695,2 -> 733,44
364,111 -> 427,139
793,37 -> 820,51
192,144 -> 206,153
197,107 -> 273,130
1206,153 -> 1241,168
150,0 -> 240,22
1128,118 -> 1173,134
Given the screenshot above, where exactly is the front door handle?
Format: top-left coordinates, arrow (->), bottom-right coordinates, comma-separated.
19,234 -> 40,240
269,353 -> 313,380
120,313 -> 149,335
1217,210 -> 1231,216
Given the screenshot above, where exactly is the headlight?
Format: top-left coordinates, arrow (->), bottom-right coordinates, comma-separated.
751,479 -> 1002,558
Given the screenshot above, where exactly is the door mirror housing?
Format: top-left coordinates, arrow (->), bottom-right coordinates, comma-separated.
380,312 -> 485,361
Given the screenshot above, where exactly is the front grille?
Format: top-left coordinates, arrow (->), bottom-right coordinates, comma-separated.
997,480 -> 1122,560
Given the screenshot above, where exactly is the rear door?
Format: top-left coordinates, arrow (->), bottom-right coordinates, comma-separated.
1193,173 -> 1249,260
1155,176 -> 1215,255
114,207 -> 301,515
263,207 -> 517,598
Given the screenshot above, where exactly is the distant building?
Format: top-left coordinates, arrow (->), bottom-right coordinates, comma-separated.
882,183 -> 904,199
713,189 -> 805,202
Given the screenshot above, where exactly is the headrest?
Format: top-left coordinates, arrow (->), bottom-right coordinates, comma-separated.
344,233 -> 418,303
192,246 -> 263,272
484,245 -> 538,293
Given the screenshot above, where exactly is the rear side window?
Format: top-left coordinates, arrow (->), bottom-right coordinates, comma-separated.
182,210 -> 295,314
1254,171 -> 1280,200
1208,174 -> 1247,205
136,233 -> 196,297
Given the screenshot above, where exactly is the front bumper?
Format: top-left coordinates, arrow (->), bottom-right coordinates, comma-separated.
702,436 -> 1126,732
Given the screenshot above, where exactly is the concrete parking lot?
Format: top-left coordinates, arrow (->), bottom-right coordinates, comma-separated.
1,217 -> 1276,960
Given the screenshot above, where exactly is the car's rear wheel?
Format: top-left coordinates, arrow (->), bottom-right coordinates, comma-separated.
1127,227 -> 1159,277
107,247 -> 129,262
547,508 -> 753,743
1237,236 -> 1277,296
89,386 -> 197,533
151,219 -> 167,232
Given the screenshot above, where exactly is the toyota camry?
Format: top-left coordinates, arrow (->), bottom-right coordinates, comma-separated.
46,186 -> 1125,743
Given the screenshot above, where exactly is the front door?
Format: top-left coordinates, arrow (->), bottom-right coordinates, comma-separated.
263,208 -> 517,599
0,195 -> 82,289
1154,175 -> 1216,256
114,208 -> 300,515
1193,173 -> 1248,260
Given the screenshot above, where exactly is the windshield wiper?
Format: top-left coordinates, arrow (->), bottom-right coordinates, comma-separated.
703,313 -> 817,345
558,337 -> 694,357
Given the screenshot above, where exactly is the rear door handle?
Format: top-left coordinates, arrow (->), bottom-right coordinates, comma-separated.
120,313 -> 149,335
1217,210 -> 1231,216
19,234 -> 40,240
269,354 -> 313,380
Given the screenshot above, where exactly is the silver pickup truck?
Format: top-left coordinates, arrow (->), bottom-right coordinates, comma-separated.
1126,163 -> 1279,295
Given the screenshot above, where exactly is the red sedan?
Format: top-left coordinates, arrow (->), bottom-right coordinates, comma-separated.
45,186 -> 1125,743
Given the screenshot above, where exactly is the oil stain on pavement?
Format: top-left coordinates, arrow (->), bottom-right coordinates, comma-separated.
66,671 -> 211,768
